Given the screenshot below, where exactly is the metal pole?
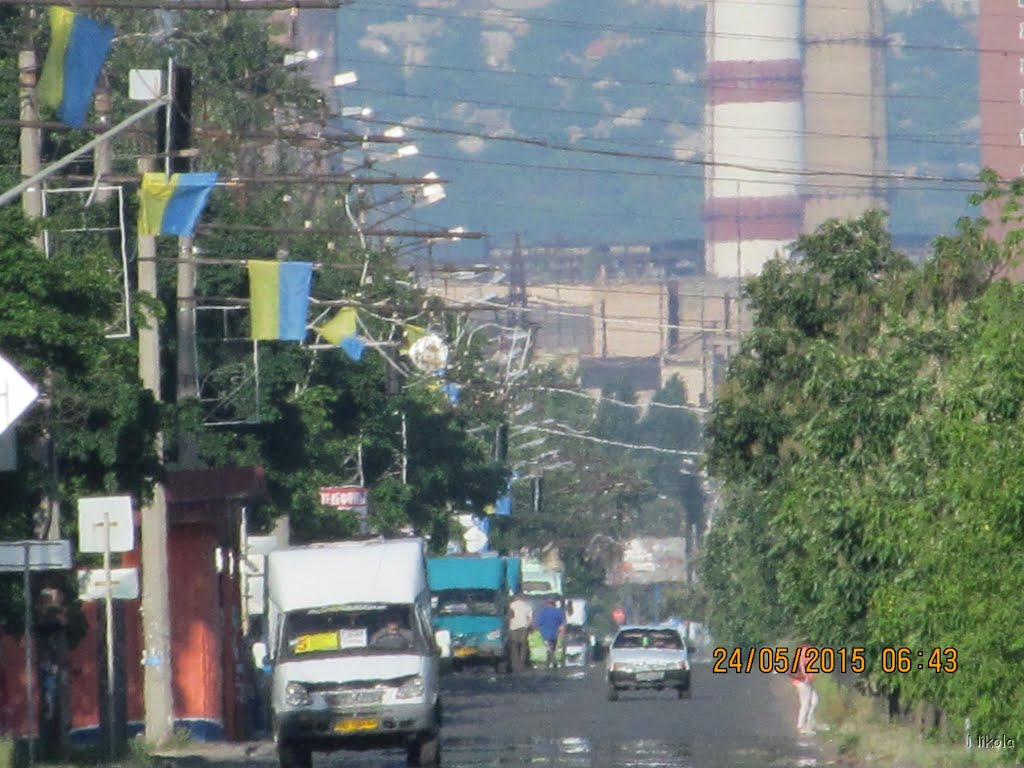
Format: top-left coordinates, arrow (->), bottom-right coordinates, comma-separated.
0,97 -> 168,209
104,511 -> 115,760
164,60 -> 174,178
23,542 -> 34,768
400,413 -> 407,485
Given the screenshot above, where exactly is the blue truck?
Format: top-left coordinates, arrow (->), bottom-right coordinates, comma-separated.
427,555 -> 521,673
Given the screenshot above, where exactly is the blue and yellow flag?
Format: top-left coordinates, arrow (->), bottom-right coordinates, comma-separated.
138,173 -> 218,236
38,7 -> 115,128
248,261 -> 313,342
318,307 -> 366,361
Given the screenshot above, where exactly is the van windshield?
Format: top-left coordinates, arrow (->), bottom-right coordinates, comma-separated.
282,605 -> 425,658
434,589 -> 501,616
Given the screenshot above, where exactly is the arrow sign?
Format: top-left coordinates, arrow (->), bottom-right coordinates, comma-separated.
0,354 -> 38,434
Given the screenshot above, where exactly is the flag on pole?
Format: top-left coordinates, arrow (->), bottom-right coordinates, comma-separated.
138,172 -> 218,236
38,7 -> 115,129
401,324 -> 425,354
318,307 -> 366,361
248,261 -> 313,341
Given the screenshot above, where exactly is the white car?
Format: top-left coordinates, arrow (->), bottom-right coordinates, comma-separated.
606,625 -> 691,701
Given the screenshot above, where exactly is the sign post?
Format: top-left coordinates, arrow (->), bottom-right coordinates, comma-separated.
0,540 -> 72,768
77,496 -> 134,760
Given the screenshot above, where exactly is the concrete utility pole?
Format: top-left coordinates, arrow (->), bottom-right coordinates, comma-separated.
19,50 -> 42,230
93,80 -> 113,204
136,157 -> 174,746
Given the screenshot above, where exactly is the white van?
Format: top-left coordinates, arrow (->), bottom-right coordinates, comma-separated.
267,538 -> 441,767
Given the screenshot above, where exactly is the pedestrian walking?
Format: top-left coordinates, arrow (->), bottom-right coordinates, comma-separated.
535,598 -> 566,669
507,591 -> 533,672
790,644 -> 819,735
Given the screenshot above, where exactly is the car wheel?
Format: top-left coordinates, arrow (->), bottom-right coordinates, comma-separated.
607,685 -> 619,702
495,657 -> 510,674
678,686 -> 692,700
407,731 -> 441,766
278,741 -> 312,768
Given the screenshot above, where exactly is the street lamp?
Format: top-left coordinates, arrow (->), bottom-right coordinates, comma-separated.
284,49 -> 322,66
417,171 -> 446,206
341,106 -> 374,119
333,70 -> 359,87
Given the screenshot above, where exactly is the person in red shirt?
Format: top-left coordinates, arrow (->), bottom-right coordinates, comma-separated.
790,644 -> 819,735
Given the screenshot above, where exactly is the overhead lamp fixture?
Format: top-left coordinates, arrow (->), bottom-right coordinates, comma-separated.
341,106 -> 374,119
418,172 -> 446,206
284,49 -> 322,66
447,226 -> 466,242
396,143 -> 419,158
333,70 -> 359,87
383,125 -> 406,139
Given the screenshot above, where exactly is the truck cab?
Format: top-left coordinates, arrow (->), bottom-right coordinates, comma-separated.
427,554 -> 521,673
267,538 -> 441,768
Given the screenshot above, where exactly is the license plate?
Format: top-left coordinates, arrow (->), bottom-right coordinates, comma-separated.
635,671 -> 664,682
454,647 -> 476,657
334,718 -> 378,733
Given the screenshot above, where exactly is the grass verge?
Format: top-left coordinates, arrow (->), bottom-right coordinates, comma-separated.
815,675 -> 1016,767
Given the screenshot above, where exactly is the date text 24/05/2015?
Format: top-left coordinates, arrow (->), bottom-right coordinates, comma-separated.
710,646 -> 959,675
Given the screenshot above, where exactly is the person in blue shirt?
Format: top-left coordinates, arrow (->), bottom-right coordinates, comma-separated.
535,598 -> 566,669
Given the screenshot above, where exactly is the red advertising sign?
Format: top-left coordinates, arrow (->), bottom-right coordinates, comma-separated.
319,486 -> 368,511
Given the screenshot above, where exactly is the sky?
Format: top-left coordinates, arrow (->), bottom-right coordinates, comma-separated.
330,0 -> 982,265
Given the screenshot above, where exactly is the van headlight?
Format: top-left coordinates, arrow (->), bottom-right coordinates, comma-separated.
674,660 -> 690,671
396,676 -> 424,700
485,629 -> 502,641
284,681 -> 311,706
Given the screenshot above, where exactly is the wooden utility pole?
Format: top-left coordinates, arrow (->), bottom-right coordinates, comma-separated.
136,157 -> 174,746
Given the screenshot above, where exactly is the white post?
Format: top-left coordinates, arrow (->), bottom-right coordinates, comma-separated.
23,543 -> 34,768
104,510 -> 115,759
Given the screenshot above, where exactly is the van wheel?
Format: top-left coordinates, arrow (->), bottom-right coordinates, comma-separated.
407,731 -> 441,766
278,741 -> 312,768
678,686 -> 692,700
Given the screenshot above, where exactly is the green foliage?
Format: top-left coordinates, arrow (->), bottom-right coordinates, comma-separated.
701,197 -> 1024,758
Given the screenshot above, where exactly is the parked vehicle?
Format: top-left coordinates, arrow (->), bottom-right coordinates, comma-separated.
266,538 -> 442,768
427,554 -> 521,673
606,624 -> 692,701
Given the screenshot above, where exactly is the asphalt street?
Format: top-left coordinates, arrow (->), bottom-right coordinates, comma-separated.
156,660 -> 826,768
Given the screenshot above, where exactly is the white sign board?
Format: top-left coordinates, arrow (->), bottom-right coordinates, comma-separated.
0,354 -> 39,435
78,567 -> 140,601
0,540 -> 72,572
77,495 -> 135,553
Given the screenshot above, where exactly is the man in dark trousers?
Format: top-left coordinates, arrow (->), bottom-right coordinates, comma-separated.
536,598 -> 566,669
507,592 -> 533,672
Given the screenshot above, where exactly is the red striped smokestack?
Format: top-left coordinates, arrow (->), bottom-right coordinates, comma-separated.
704,0 -> 804,277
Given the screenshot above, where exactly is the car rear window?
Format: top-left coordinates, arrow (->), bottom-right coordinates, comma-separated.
613,629 -> 682,649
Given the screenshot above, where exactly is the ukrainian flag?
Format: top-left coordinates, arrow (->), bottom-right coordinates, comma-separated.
248,261 -> 313,342
38,7 -> 115,129
138,172 -> 218,237
318,307 -> 367,361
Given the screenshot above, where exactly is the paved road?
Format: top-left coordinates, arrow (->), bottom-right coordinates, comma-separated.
159,661 -> 824,768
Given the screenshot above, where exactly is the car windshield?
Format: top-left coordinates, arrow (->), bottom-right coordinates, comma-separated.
434,589 -> 501,616
613,629 -> 683,650
282,605 -> 423,658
